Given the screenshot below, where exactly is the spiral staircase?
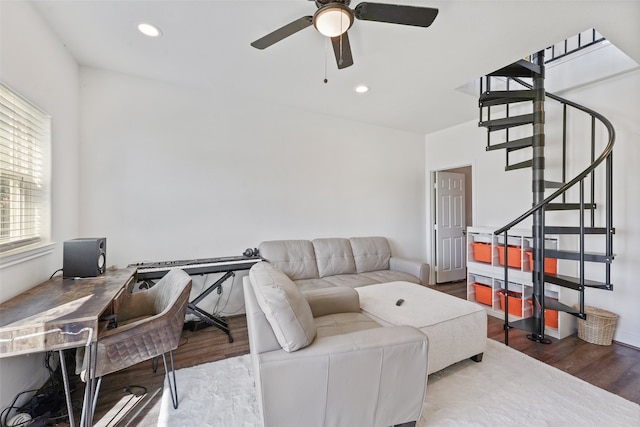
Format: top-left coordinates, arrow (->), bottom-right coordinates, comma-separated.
478,45 -> 615,344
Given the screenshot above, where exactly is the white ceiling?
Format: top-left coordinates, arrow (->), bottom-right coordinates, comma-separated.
31,0 -> 640,135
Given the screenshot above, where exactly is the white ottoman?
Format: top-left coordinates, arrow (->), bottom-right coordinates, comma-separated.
356,281 -> 487,374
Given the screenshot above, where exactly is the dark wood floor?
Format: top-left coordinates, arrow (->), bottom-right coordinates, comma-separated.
65,280 -> 639,426
434,281 -> 640,405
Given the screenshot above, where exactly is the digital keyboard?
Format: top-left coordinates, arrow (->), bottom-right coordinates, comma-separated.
129,255 -> 262,279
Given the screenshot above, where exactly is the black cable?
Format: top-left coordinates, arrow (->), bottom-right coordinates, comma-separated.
1,351 -> 80,427
212,275 -> 239,316
0,389 -> 38,427
49,268 -> 63,280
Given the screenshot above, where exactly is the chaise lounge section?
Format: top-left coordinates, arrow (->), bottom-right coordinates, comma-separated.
244,262 -> 429,427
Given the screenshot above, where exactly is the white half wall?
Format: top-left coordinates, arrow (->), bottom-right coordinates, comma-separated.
425,68 -> 640,348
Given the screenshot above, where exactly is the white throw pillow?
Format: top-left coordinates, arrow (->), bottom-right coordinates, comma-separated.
249,262 -> 317,352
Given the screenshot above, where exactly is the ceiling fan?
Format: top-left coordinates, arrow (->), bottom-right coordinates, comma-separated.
250,1 -> 439,69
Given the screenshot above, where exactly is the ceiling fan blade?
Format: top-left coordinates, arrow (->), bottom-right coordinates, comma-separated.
250,16 -> 313,49
354,3 -> 439,28
331,32 -> 354,69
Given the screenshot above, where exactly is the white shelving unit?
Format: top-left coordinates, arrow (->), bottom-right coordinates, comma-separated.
466,226 -> 576,339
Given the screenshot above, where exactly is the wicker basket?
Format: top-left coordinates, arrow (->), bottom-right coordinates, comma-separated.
575,305 -> 618,346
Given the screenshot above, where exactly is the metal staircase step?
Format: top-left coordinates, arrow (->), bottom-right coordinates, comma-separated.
479,90 -> 535,107
487,59 -> 542,78
544,180 -> 565,189
544,226 -> 615,235
544,297 -> 581,314
546,202 -> 596,210
508,317 -> 535,333
486,136 -> 533,152
506,159 -> 532,171
544,249 -> 615,263
507,300 -> 587,333
544,272 -> 613,290
479,114 -> 534,131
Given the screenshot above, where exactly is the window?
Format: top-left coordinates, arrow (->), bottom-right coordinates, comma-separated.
0,83 -> 51,254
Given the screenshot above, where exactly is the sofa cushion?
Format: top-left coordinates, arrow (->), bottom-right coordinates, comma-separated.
296,271 -> 420,292
259,240 -> 319,281
249,262 -> 317,352
312,238 -> 357,278
349,236 -> 392,273
292,278 -> 338,293
297,274 -> 374,290
314,312 -> 381,338
356,270 -> 420,286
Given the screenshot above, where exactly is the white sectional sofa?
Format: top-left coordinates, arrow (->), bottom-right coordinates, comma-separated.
247,235 -> 486,378
258,236 -> 430,292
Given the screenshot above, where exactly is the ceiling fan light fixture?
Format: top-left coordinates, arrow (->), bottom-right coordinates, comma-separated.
314,4 -> 353,37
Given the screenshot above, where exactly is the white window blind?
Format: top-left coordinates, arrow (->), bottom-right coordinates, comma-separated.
0,83 -> 51,253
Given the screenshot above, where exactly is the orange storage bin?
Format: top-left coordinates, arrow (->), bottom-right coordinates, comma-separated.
524,251 -> 558,274
471,242 -> 492,263
545,309 -> 559,328
497,245 -> 523,268
472,282 -> 493,306
544,296 -> 559,328
497,290 -> 532,317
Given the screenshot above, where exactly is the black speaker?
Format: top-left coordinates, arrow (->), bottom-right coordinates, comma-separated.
63,238 -> 107,278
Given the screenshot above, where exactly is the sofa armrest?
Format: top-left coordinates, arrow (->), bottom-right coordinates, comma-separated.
261,325 -> 428,361
304,287 -> 360,318
257,325 -> 429,427
390,257 -> 430,284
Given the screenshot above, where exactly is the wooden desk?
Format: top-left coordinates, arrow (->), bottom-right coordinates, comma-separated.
0,268 -> 137,426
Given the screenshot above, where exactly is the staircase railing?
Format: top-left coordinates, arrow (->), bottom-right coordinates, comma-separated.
544,29 -> 606,64
495,81 -> 615,235
494,78 -> 615,345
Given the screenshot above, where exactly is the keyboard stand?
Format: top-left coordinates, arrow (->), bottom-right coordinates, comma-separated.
186,271 -> 235,342
130,255 -> 262,343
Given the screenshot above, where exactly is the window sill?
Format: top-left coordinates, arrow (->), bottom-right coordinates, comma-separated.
0,242 -> 56,269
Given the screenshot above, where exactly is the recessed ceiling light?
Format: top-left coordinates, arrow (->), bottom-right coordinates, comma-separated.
137,23 -> 162,37
354,85 -> 369,94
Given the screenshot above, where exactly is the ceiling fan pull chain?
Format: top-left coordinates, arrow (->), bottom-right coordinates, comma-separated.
339,12 -> 344,66
323,38 -> 329,83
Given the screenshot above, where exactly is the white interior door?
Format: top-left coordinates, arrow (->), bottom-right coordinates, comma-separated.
435,171 -> 466,283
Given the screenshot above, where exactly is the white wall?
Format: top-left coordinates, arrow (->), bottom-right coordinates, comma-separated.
78,68 -> 427,267
78,67 -> 427,315
0,0 -> 80,411
425,68 -> 640,348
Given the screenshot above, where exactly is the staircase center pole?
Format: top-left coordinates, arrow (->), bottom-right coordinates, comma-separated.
529,50 -> 551,344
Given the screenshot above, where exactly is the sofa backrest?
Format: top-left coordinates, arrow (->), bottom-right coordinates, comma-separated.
259,236 -> 392,279
349,236 -> 392,273
258,240 -> 319,280
312,238 -> 356,278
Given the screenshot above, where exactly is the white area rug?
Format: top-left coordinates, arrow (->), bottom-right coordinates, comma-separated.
159,339 -> 639,426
